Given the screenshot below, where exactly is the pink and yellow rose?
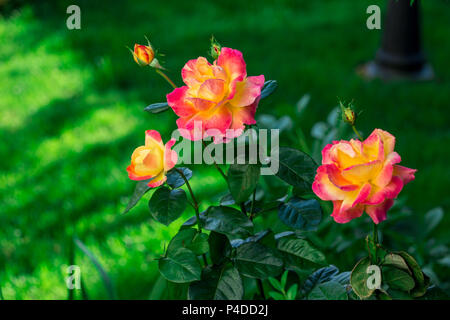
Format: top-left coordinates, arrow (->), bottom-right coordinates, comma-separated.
166,47 -> 265,143
312,129 -> 416,224
127,130 -> 178,188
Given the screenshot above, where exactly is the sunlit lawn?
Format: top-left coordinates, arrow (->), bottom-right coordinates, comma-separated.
0,0 -> 449,299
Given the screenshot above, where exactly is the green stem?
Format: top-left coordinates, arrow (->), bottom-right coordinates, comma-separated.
352,125 -> 364,140
174,167 -> 208,267
257,279 -> 266,300
249,189 -> 256,221
174,168 -> 201,231
155,69 -> 177,89
240,203 -> 248,217
373,223 -> 379,264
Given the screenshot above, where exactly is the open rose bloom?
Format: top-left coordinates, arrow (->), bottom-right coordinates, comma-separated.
127,130 -> 177,187
166,47 -> 265,143
313,129 -> 416,224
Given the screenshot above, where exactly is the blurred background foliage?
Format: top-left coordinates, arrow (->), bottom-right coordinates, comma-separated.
0,0 -> 448,299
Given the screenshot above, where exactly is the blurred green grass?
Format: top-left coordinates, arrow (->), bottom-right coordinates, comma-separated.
0,0 -> 448,299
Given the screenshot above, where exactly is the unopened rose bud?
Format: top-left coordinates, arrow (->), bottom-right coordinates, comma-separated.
131,39 -> 163,69
133,44 -> 154,66
340,101 -> 357,126
209,36 -> 222,60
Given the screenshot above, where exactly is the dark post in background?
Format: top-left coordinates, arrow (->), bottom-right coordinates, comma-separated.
359,0 -> 433,80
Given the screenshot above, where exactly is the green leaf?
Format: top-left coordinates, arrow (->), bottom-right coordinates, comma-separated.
382,253 -> 411,274
123,178 -> 153,214
219,193 -> 235,206
350,257 -> 374,299
166,167 -> 193,188
234,242 -> 283,279
260,80 -> 278,100
425,207 -> 443,236
74,237 -> 116,299
200,206 -> 253,239
383,266 -> 415,292
208,231 -> 231,265
180,215 -> 198,229
301,265 -> 340,295
188,265 -> 244,300
271,147 -> 317,192
296,93 -> 310,115
166,228 -> 208,256
396,251 -> 428,297
158,247 -> 202,283
277,237 -> 326,267
286,284 -> 298,300
280,270 -> 289,289
387,288 -> 412,300
149,187 -> 188,226
268,277 -> 283,292
308,281 -> 347,300
418,286 -> 450,300
268,291 -> 285,300
167,228 -> 197,253
144,102 -> 170,114
227,163 -> 260,204
278,198 -> 322,231
230,229 -> 276,249
189,232 -> 209,255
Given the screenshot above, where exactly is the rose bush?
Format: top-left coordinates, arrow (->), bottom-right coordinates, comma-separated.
120,38 -> 445,301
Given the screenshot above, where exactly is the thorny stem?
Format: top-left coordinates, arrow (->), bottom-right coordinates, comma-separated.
155,69 -> 177,89
174,167 -> 208,267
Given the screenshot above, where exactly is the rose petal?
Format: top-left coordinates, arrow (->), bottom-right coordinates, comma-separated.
365,199 -> 394,224
340,183 -> 371,213
167,86 -> 197,117
145,130 -> 163,146
164,138 -> 178,171
312,165 -> 347,201
331,200 -> 364,224
326,164 -> 359,191
393,165 -> 417,185
374,128 -> 396,156
182,57 -> 213,87
198,78 -> 226,102
365,176 -> 403,205
147,172 -> 167,188
216,47 -> 246,100
363,130 -> 384,161
341,160 -> 382,183
229,75 -> 265,107
372,152 -> 401,187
